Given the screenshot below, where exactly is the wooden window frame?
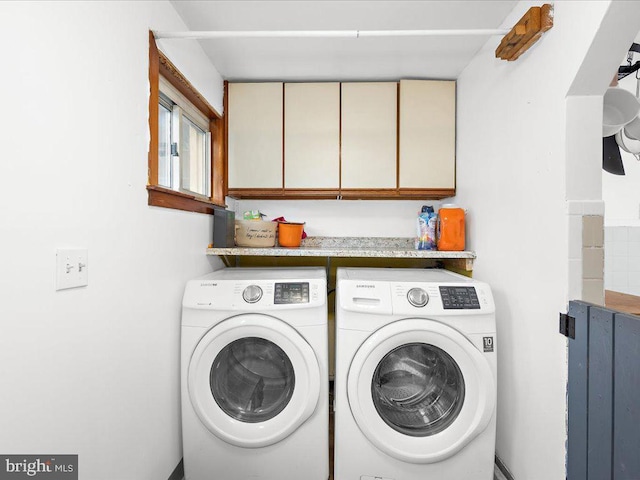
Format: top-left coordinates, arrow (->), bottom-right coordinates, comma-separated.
148,31 -> 226,214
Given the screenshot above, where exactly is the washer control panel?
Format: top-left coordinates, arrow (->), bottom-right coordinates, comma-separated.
274,282 -> 310,304
439,286 -> 480,310
183,268 -> 326,312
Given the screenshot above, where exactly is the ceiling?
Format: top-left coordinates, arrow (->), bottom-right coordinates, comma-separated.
168,1 -> 518,81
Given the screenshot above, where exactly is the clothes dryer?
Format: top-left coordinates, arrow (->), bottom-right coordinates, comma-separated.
181,267 -> 328,480
334,268 -> 496,480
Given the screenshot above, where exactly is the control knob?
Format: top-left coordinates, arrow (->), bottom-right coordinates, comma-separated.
242,285 -> 263,304
407,288 -> 429,307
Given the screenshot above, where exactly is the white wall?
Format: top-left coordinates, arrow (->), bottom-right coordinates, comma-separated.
0,2 -> 223,479
234,199 -> 444,237
455,2 -> 611,479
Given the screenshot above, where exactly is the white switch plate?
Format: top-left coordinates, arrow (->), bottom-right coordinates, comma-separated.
56,249 -> 88,291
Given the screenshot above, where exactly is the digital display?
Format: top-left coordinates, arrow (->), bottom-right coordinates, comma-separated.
439,286 -> 480,310
274,282 -> 310,304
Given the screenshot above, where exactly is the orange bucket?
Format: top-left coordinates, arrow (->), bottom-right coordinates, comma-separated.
437,205 -> 465,251
278,222 -> 305,247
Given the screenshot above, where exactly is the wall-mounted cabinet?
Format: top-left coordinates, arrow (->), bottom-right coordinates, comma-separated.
284,83 -> 340,191
226,79 -> 455,200
227,82 -> 283,191
399,80 -> 456,192
341,82 -> 397,191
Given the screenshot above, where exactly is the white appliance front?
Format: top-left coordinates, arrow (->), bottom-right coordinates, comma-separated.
347,318 -> 495,464
335,268 -> 497,480
181,267 -> 328,480
188,313 -> 320,448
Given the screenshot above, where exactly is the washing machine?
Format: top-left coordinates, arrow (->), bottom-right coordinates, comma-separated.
334,268 -> 496,480
181,267 -> 328,480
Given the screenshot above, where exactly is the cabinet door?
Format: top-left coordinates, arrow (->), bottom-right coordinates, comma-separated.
227,83 -> 283,189
341,83 -> 397,189
399,80 -> 455,189
284,83 -> 340,189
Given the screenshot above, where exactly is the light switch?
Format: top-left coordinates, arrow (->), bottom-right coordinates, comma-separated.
56,249 -> 88,291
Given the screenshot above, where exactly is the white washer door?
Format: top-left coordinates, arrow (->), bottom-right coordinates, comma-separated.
188,313 -> 320,448
347,318 -> 495,464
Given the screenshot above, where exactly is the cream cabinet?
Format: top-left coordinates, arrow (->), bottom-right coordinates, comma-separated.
341,82 -> 397,190
399,79 -> 456,190
284,83 -> 340,189
227,82 -> 283,189
226,79 -> 456,199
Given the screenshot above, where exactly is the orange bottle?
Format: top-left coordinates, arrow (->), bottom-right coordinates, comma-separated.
437,204 -> 465,251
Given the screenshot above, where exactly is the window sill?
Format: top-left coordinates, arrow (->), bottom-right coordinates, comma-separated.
147,185 -> 225,215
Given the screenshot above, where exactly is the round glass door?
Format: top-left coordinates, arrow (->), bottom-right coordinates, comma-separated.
211,337 -> 295,423
188,314 -> 320,448
347,318 -> 495,463
372,343 -> 465,437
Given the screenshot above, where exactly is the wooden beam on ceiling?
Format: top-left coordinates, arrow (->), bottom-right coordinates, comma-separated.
496,4 -> 554,61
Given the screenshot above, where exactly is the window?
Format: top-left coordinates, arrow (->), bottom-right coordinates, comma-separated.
148,31 -> 225,214
158,79 -> 211,198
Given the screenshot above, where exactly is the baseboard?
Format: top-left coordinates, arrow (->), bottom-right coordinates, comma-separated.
168,459 -> 184,480
495,455 -> 515,480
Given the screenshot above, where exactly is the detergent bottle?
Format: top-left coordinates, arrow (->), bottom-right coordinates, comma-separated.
437,204 -> 465,251
415,205 -> 437,250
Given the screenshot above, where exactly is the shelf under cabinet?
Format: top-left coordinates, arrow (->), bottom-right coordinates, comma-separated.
206,237 -> 476,272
